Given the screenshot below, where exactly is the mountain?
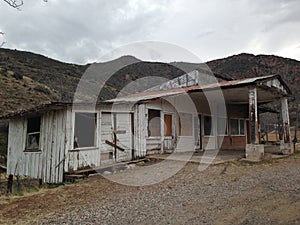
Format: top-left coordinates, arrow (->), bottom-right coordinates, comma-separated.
1,48 -> 300,155
207,53 -> 300,120
0,49 -> 299,118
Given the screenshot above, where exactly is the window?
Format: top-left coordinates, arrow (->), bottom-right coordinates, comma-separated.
230,119 -> 245,135
179,113 -> 193,136
204,115 -> 213,136
164,114 -> 172,136
74,113 -> 97,148
217,117 -> 228,135
26,116 -> 41,150
148,109 -> 161,137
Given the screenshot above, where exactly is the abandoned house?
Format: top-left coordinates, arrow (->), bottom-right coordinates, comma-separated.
1,72 -> 293,183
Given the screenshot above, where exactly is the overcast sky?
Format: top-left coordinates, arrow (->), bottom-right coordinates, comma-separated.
0,0 -> 300,64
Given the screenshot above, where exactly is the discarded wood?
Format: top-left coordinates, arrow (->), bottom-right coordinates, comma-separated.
0,164 -> 7,172
105,140 -> 125,152
72,158 -> 146,174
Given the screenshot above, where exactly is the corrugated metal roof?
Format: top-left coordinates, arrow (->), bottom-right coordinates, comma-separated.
107,74 -> 288,103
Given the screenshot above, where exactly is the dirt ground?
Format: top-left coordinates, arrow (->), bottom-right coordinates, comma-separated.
0,154 -> 300,225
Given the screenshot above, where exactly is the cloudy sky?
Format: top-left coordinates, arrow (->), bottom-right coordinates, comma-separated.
0,0 -> 299,64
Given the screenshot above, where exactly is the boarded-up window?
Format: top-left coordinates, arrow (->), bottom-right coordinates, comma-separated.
179,113 -> 193,136
26,116 -> 41,150
230,119 -> 244,135
148,109 -> 161,137
164,114 -> 172,136
204,115 -> 213,136
74,113 -> 97,148
217,117 -> 228,135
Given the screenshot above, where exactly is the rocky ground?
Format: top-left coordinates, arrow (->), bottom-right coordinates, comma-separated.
0,154 -> 300,225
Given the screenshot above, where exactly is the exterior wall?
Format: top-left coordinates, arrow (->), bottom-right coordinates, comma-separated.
6,99 -> 250,183
7,109 -> 69,183
67,104 -> 134,171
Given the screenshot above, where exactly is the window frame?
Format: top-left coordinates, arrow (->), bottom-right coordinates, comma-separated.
73,112 -> 98,149
25,116 -> 41,152
230,118 -> 245,136
147,108 -> 161,137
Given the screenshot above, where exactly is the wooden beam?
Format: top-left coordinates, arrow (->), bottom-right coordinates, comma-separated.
105,140 -> 125,152
281,97 -> 291,143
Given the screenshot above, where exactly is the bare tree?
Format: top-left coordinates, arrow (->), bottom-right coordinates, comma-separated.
3,0 -> 47,9
3,0 -> 23,9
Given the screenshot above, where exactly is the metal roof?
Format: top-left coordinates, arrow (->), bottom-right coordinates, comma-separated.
107,74 -> 291,103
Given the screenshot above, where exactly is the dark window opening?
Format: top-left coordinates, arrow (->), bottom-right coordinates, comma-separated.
230,119 -> 245,135
74,113 -> 97,148
204,115 -> 213,136
26,116 -> 41,150
148,109 -> 161,137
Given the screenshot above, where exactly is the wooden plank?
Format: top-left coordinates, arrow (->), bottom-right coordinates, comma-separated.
105,140 -> 125,152
281,98 -> 291,143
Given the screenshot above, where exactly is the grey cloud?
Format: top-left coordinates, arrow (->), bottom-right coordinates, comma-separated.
0,0 -> 299,63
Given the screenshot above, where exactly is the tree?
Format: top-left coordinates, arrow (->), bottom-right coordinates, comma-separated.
3,0 -> 23,9
3,0 -> 47,9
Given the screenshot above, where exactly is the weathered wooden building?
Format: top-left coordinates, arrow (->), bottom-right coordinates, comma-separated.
2,74 -> 293,183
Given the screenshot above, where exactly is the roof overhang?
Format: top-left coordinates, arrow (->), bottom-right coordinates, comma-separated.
107,74 -> 291,104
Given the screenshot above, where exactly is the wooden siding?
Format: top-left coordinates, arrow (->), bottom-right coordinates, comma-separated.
7,110 -> 69,183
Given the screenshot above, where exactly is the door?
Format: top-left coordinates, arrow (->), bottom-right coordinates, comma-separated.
101,112 -> 132,162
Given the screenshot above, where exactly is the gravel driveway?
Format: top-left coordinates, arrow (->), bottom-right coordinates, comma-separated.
1,154 -> 300,225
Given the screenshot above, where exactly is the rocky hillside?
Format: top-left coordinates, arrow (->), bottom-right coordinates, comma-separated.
0,48 -> 300,155
0,49 -> 299,118
207,53 -> 300,123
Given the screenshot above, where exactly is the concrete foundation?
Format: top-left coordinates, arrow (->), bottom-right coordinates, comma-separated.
245,144 -> 265,161
280,141 -> 293,155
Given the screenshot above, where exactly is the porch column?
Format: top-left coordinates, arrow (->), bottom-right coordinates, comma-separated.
249,87 -> 259,144
280,97 -> 293,154
246,87 -> 264,161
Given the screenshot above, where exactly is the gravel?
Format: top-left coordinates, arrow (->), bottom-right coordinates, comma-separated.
2,154 -> 300,225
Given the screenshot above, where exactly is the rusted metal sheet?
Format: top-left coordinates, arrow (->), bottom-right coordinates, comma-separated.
107,74 -> 291,103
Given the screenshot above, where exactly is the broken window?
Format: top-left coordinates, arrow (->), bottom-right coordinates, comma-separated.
74,113 -> 97,148
179,113 -> 193,136
217,117 -> 228,135
230,119 -> 245,135
204,115 -> 213,136
26,116 -> 41,150
148,109 -> 161,137
164,114 -> 172,136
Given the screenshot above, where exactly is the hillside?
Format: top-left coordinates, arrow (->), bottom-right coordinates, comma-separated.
0,49 -> 299,118
207,53 -> 300,122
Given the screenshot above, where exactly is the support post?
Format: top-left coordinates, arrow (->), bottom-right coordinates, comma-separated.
7,174 -> 13,194
280,97 -> 293,154
246,87 -> 264,161
249,87 -> 259,144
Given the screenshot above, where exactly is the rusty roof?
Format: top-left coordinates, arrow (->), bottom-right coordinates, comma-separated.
107,74 -> 291,103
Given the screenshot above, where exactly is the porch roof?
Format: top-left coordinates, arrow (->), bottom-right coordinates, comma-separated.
107,74 -> 291,104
